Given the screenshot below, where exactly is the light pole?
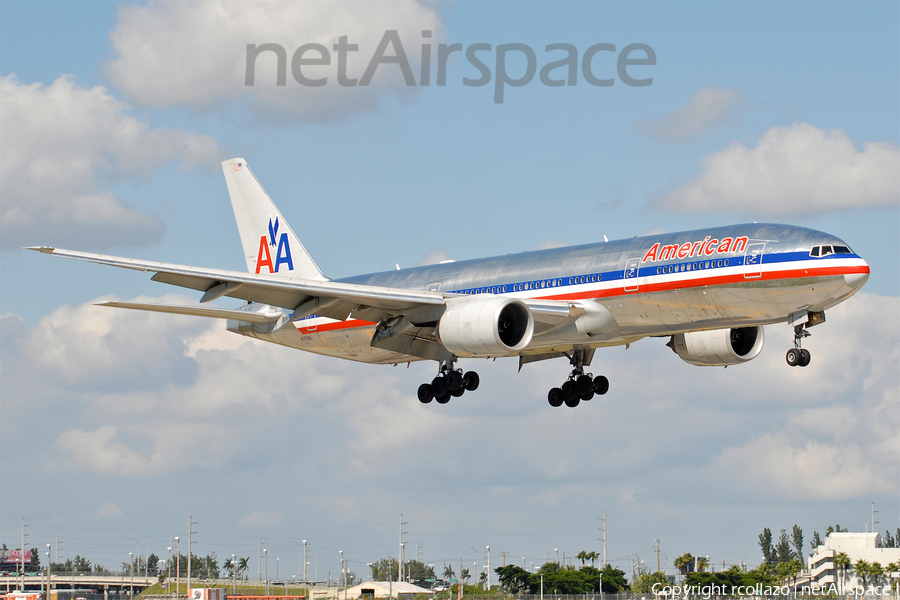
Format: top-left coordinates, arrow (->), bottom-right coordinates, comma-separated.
46,545 -> 51,599
130,552 -> 134,598
264,549 -> 269,596
232,554 -> 237,595
167,547 -> 173,599
175,537 -> 180,599
555,549 -> 559,566
485,547 -> 490,591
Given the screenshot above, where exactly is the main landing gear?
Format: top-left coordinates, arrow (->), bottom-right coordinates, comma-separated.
547,349 -> 609,408
417,361 -> 480,404
785,323 -> 812,367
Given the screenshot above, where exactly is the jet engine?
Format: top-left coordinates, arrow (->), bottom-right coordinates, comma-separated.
438,296 -> 534,357
670,326 -> 764,366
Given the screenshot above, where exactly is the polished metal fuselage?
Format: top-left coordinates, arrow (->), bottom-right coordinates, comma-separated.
231,223 -> 869,364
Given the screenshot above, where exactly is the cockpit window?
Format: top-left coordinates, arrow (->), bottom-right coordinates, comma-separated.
810,244 -> 852,257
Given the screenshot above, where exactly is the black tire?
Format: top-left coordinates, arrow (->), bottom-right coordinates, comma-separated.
432,376 -> 447,396
786,348 -> 801,367
799,349 -> 811,367
435,391 -> 451,404
593,375 -> 609,395
576,374 -> 593,395
464,371 -> 480,391
580,391 -> 594,401
561,380 -> 577,402
548,388 -> 563,407
451,387 -> 465,397
417,383 -> 434,404
564,394 -> 580,408
445,370 -> 463,392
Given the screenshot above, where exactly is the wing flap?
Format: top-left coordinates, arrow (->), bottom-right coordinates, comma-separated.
97,301 -> 283,323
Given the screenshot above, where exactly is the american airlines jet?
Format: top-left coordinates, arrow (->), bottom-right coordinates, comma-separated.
29,158 -> 870,407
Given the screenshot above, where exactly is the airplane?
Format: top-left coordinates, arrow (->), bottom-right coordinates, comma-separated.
28,158 -> 870,408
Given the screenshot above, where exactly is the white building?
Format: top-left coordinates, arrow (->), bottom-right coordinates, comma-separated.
340,581 -> 433,600
807,532 -> 900,589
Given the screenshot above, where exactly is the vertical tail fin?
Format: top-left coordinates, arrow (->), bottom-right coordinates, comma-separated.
222,158 -> 327,281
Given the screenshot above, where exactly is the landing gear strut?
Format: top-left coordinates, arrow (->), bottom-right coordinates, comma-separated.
547,348 -> 608,408
417,360 -> 479,404
786,324 -> 812,367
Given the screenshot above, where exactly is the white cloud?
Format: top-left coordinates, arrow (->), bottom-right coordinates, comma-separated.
4,289 -> 896,503
239,511 -> 282,528
106,0 -> 443,121
657,123 -> 900,215
0,75 -> 221,249
97,502 -> 124,518
637,87 -> 746,142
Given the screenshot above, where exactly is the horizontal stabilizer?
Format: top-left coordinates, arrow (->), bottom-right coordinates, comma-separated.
97,301 -> 283,323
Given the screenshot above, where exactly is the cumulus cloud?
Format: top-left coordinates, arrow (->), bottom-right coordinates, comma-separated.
0,75 -> 221,249
106,0 -> 443,121
239,511 -> 283,528
656,123 -> 900,215
3,289 -> 896,501
97,502 -> 124,518
637,87 -> 746,142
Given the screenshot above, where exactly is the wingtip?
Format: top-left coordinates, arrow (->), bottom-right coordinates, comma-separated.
24,246 -> 55,253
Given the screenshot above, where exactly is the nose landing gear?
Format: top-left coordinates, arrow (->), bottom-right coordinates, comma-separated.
417,360 -> 479,404
786,323 -> 812,367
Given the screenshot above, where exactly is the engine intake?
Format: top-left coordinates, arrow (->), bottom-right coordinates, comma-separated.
670,326 -> 764,366
438,296 -> 534,357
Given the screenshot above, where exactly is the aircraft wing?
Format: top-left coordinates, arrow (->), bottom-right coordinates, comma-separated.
27,246 -> 444,322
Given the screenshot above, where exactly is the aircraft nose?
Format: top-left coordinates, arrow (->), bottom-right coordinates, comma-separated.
844,260 -> 870,290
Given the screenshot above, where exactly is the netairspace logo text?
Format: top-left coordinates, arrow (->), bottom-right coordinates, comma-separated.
245,30 -> 656,103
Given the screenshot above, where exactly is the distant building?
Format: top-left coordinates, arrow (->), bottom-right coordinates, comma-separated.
341,581 -> 432,600
807,532 -> 900,589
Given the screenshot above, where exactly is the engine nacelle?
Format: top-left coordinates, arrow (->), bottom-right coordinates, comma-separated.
438,296 -> 534,357
671,326 -> 764,366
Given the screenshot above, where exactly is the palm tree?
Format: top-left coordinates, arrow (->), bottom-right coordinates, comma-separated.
834,552 -> 851,587
588,551 -> 600,568
696,557 -> 709,573
577,551 -> 588,567
237,557 -> 250,581
854,559 -> 871,588
869,562 -> 883,588
674,554 -> 694,575
443,565 -> 455,581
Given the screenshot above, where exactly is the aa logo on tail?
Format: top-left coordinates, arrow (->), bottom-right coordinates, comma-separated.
256,216 -> 294,274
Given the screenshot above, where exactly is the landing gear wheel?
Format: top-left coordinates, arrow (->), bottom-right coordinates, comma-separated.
451,387 -> 465,397
593,375 -> 609,395
548,388 -> 563,407
464,371 -> 480,391
561,380 -> 577,401
432,376 -> 448,396
786,348 -> 801,367
564,394 -> 581,408
435,391 -> 451,404
576,375 -> 594,396
417,384 -> 434,404
445,370 -> 463,392
580,391 -> 595,401
799,348 -> 811,367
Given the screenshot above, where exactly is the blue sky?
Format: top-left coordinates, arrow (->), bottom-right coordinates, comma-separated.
1,0 -> 898,583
